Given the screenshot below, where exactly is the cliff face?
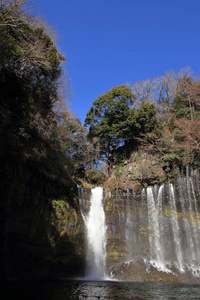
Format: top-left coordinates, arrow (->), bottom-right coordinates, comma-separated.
110,150 -> 165,188
2,149 -> 200,283
0,159 -> 85,280
104,167 -> 200,283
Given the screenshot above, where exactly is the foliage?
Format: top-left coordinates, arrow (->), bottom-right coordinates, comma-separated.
85,169 -> 106,185
85,85 -> 134,138
0,1 -> 64,159
172,78 -> 200,120
171,95 -> 192,119
132,69 -> 200,178
193,151 -> 200,168
130,70 -> 178,113
1,1 -> 200,184
84,85 -> 157,172
161,153 -> 182,173
173,118 -> 200,163
57,109 -> 98,175
135,102 -> 157,134
0,0 -> 89,181
111,143 -> 134,166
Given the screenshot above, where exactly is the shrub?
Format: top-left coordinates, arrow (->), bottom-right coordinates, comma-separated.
161,153 -> 182,174
85,170 -> 106,185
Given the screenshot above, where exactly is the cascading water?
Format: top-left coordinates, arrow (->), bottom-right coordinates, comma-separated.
147,184 -> 170,272
80,187 -> 107,280
168,183 -> 184,272
177,166 -> 200,276
106,166 -> 200,280
78,166 -> 200,281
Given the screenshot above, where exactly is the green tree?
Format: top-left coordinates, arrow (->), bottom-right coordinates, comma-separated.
84,85 -> 157,173
0,0 -> 80,182
84,85 -> 136,171
0,0 -> 65,161
135,102 -> 157,135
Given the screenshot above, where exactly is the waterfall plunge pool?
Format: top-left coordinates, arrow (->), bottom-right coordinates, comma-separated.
1,279 -> 200,300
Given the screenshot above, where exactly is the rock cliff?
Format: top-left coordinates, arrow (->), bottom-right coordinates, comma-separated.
0,159 -> 85,280
103,166 -> 200,283
110,150 -> 165,188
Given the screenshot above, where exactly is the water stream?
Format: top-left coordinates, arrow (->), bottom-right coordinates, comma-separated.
80,187 -> 107,280
79,166 -> 200,280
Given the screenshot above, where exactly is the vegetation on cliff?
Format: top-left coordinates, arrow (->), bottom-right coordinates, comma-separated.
1,2 -> 199,187
1,0 -> 200,282
84,85 -> 157,174
84,69 -> 200,182
138,70 -> 200,175
0,0 -> 86,280
0,0 -> 94,182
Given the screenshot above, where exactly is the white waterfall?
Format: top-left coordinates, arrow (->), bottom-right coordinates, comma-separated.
169,183 -> 184,272
125,188 -> 134,261
177,174 -> 196,264
176,168 -> 200,276
186,169 -> 200,275
84,187 -> 107,280
78,165 -> 200,280
147,185 -> 169,272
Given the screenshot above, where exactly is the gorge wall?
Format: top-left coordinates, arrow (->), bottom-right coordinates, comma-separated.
109,150 -> 166,188
2,151 -> 200,284
0,159 -> 85,280
80,165 -> 200,283
104,166 -> 200,283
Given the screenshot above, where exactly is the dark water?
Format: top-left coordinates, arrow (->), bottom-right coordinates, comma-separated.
1,279 -> 200,300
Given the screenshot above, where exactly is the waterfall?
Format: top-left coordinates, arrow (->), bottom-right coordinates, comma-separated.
147,185 -> 170,272
125,188 -> 132,260
78,166 -> 200,281
168,183 -> 184,272
83,187 -> 107,280
177,172 -> 196,265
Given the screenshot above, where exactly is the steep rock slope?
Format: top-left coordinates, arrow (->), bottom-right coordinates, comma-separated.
104,166 -> 200,283
110,150 -> 165,188
0,159 -> 85,280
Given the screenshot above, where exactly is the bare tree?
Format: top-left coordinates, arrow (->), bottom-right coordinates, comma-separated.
130,79 -> 154,108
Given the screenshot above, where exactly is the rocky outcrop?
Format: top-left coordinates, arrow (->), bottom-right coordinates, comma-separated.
110,150 -> 165,187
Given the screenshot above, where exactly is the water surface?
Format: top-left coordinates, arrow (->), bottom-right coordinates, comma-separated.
1,279 -> 200,300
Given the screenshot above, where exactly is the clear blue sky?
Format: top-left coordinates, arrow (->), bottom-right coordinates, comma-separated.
35,0 -> 200,124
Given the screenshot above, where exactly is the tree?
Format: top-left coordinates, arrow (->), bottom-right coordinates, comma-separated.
130,71 -> 178,128
129,79 -> 154,108
57,109 -> 99,175
84,85 -> 157,173
172,77 -> 200,120
130,71 -> 177,111
0,0 -> 66,161
173,118 -> 200,164
135,101 -> 157,135
129,67 -> 200,175
154,71 -> 177,114
0,0 -> 85,183
84,85 -> 136,171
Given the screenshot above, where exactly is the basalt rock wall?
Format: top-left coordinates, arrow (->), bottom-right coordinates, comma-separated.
0,159 -> 85,280
110,150 -> 165,187
104,167 -> 200,283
